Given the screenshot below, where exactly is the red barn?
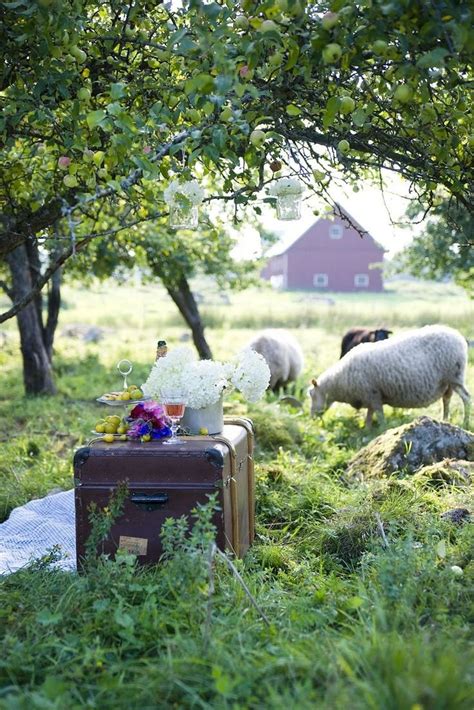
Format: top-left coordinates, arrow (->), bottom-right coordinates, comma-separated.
261,205 -> 385,292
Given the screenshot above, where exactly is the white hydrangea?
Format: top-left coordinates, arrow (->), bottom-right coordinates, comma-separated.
185,360 -> 229,409
268,177 -> 304,196
163,179 -> 205,207
231,348 -> 271,403
142,346 -> 195,399
142,346 -> 271,409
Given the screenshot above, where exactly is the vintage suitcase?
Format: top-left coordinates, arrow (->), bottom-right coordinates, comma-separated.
74,418 -> 254,567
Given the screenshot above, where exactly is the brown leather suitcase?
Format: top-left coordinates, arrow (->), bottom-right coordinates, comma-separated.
74,418 -> 254,568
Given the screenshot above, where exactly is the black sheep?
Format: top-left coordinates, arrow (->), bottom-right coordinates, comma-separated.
340,327 -> 392,358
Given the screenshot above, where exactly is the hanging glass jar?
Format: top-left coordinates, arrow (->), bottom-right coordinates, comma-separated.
164,179 -> 204,230
169,203 -> 199,229
269,177 -> 304,221
276,192 -> 302,220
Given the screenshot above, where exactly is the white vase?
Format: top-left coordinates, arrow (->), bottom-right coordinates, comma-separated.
276,193 -> 302,220
181,396 -> 224,435
169,204 -> 199,229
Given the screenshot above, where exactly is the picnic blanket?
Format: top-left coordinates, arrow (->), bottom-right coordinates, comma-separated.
0,490 -> 76,575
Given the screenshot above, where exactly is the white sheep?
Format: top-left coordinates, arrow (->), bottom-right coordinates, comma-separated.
247,329 -> 304,391
309,325 -> 471,428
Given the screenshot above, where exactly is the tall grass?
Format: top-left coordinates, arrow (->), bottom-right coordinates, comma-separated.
0,278 -> 473,708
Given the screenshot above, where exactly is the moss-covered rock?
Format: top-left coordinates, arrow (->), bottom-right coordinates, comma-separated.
248,403 -> 303,452
347,416 -> 474,481
412,460 -> 473,489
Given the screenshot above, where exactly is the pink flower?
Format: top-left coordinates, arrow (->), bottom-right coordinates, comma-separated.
239,65 -> 250,78
58,156 -> 71,169
143,145 -> 152,154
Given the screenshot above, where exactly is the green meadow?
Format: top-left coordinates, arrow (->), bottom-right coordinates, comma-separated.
0,278 -> 473,708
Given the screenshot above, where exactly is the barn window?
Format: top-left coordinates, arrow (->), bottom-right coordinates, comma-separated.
354,273 -> 369,287
313,273 -> 328,288
329,224 -> 343,239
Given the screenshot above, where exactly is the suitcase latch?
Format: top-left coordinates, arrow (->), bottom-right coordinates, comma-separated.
130,492 -> 169,511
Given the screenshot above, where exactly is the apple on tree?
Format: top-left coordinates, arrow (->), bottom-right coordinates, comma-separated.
321,12 -> 339,30
337,139 -> 351,155
339,96 -> 355,115
250,129 -> 266,147
322,43 -> 342,64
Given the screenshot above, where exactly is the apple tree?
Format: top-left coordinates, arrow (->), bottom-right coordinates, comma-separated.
1,0 -> 473,392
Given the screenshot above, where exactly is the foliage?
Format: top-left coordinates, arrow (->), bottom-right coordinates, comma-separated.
394,197 -> 474,296
0,284 -> 474,707
1,0 -> 473,287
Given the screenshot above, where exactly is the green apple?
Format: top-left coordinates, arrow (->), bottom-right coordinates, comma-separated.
235,14 -> 249,30
338,139 -> 351,155
250,129 -> 266,147
394,84 -> 414,104
70,45 -> 87,64
322,43 -> 342,64
258,20 -> 279,33
63,174 -> 78,188
77,87 -> 91,102
321,12 -> 339,30
339,96 -> 355,114
269,51 -> 283,67
372,40 -> 388,56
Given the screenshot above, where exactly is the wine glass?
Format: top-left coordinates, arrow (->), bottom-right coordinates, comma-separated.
160,391 -> 187,445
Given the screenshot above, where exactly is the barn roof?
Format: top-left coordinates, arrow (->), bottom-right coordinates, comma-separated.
266,202 -> 385,258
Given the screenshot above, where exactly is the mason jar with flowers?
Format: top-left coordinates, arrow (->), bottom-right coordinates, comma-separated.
269,177 -> 304,220
164,179 -> 205,229
141,346 -> 271,435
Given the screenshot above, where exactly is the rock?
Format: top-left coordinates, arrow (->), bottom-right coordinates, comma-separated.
347,416 -> 474,481
441,508 -> 471,524
61,323 -> 107,342
412,460 -> 473,488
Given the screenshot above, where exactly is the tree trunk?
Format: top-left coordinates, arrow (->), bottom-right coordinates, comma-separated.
165,274 -> 213,360
44,267 -> 62,361
6,244 -> 56,395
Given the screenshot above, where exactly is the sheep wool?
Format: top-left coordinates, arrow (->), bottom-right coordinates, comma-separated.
310,325 -> 471,428
247,329 -> 304,391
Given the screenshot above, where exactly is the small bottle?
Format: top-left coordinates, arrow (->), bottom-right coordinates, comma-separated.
156,340 -> 168,360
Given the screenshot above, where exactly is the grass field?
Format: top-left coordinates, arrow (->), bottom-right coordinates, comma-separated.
0,278 -> 473,708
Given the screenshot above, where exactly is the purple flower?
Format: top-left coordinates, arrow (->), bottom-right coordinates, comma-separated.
151,426 -> 171,439
126,401 -> 171,440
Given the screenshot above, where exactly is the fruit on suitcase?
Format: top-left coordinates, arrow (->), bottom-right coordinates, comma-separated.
103,433 -> 115,443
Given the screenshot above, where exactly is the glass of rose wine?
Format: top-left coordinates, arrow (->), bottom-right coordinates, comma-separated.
160,391 -> 187,445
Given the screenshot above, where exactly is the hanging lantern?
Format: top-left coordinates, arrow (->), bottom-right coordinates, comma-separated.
164,179 -> 205,229
168,203 -> 199,229
269,177 -> 304,221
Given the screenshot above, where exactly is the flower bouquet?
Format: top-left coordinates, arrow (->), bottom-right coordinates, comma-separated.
268,177 -> 304,220
163,179 -> 205,229
126,401 -> 171,442
142,346 -> 271,434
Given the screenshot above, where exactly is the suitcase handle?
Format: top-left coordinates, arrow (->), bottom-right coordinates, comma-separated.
130,492 -> 169,510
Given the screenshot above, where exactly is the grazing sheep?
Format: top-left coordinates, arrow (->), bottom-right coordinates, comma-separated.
340,327 -> 392,358
309,325 -> 471,428
247,329 -> 304,391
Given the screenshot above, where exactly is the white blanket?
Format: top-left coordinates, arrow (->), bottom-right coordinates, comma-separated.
0,489 -> 76,575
